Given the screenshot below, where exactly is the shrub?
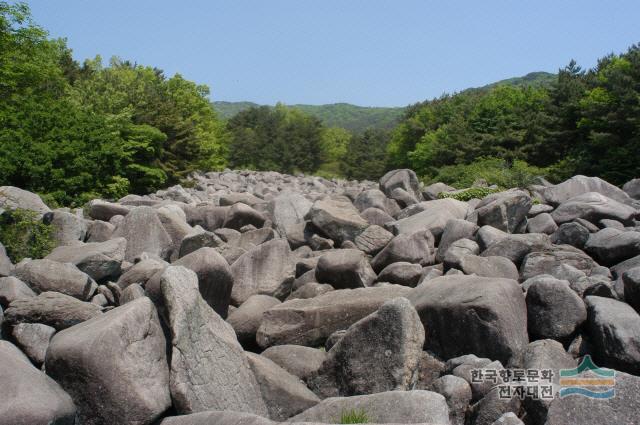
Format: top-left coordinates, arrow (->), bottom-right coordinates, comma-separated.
0,209 -> 55,262
428,157 -> 548,189
339,409 -> 370,424
438,186 -> 503,201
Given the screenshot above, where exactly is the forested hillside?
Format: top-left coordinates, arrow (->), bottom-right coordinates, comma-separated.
1,1 -> 639,207
214,101 -> 405,132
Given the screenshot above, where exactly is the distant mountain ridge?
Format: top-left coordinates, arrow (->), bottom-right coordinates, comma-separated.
213,71 -> 557,132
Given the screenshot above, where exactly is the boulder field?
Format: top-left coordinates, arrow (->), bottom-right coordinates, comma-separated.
1,170 -> 640,425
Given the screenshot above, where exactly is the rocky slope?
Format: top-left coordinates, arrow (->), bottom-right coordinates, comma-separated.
1,170 -> 640,425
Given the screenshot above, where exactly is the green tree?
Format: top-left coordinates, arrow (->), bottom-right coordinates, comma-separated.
342,129 -> 390,180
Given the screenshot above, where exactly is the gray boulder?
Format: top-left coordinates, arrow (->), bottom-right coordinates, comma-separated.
47,210 -> 87,245
85,220 -> 115,243
0,276 -> 35,307
315,249 -> 376,289
159,266 -> 267,415
584,228 -> 640,266
0,340 -> 76,425
45,297 -> 171,425
354,189 -> 401,216
550,222 -> 590,249
481,233 -> 550,266
112,206 -> 172,262
87,199 -> 129,221
309,297 -> 425,397
13,259 -> 96,301
430,375 -> 472,425
376,262 -> 423,287
354,224 -> 394,255
227,294 -> 281,348
371,230 -> 435,272
0,186 -> 51,214
11,322 -> 55,366
409,275 -> 528,366
116,258 -> 167,289
178,229 -> 223,258
387,199 -> 468,238
551,192 -> 637,225
120,283 -> 145,304
222,202 -> 266,230
423,182 -> 455,200
459,255 -> 519,280
257,285 -> 412,348
526,277 -> 587,341
542,175 -> 636,206
544,370 -> 640,425
585,296 -> 640,374
527,213 -> 557,235
0,242 -> 13,277
436,219 -> 479,263
520,245 -> 597,281
360,207 -> 395,226
623,267 -> 640,312
261,345 -> 327,382
172,247 -> 234,317
521,339 -> 576,425
5,291 -> 102,330
45,238 -> 126,281
231,239 -> 295,304
623,178 -> 640,200
289,390 -> 450,424
379,169 -> 423,201
308,197 -> 369,243
475,190 -> 532,233
267,192 -> 313,238
246,352 -> 320,421
158,411 -> 272,425
287,282 -> 334,300
443,238 -> 480,270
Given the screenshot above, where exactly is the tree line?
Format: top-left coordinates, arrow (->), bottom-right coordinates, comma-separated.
1,2 -> 639,208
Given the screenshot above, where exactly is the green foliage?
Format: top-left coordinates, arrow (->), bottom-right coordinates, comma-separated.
0,2 -> 227,206
215,102 -> 405,133
438,186 -> 503,201
430,158 -> 548,189
338,409 -> 370,424
342,129 -> 391,180
391,45 -> 640,186
227,104 -> 324,174
0,209 -> 55,262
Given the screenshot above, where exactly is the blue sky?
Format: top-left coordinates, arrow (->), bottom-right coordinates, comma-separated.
26,0 -> 639,107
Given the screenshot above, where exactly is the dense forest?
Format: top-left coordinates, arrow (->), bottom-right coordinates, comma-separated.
1,1 -> 639,207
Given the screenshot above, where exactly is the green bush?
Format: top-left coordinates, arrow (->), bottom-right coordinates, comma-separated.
0,209 -> 55,262
339,409 -> 370,424
438,186 -> 503,201
429,157 -> 548,189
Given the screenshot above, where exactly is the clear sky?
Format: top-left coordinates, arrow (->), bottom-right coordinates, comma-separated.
26,0 -> 639,107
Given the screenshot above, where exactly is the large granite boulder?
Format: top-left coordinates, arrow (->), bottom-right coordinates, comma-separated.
371,230 -> 435,272
387,199 -> 468,238
585,296 -> 640,375
230,239 -> 295,304
261,345 -> 327,382
112,206 -> 173,262
309,297 -> 425,397
246,352 -> 320,420
4,291 -> 102,330
227,294 -> 281,348
551,192 -> 637,225
45,297 -> 171,425
308,197 -> 369,243
584,228 -> 640,267
542,175 -> 636,206
408,275 -> 528,366
45,238 -> 126,282
267,192 -> 313,238
13,259 -> 97,300
0,186 -> 51,214
257,285 -> 413,348
475,189 -> 532,233
159,266 -> 267,415
379,169 -> 423,201
315,249 -> 376,289
0,340 -> 76,425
